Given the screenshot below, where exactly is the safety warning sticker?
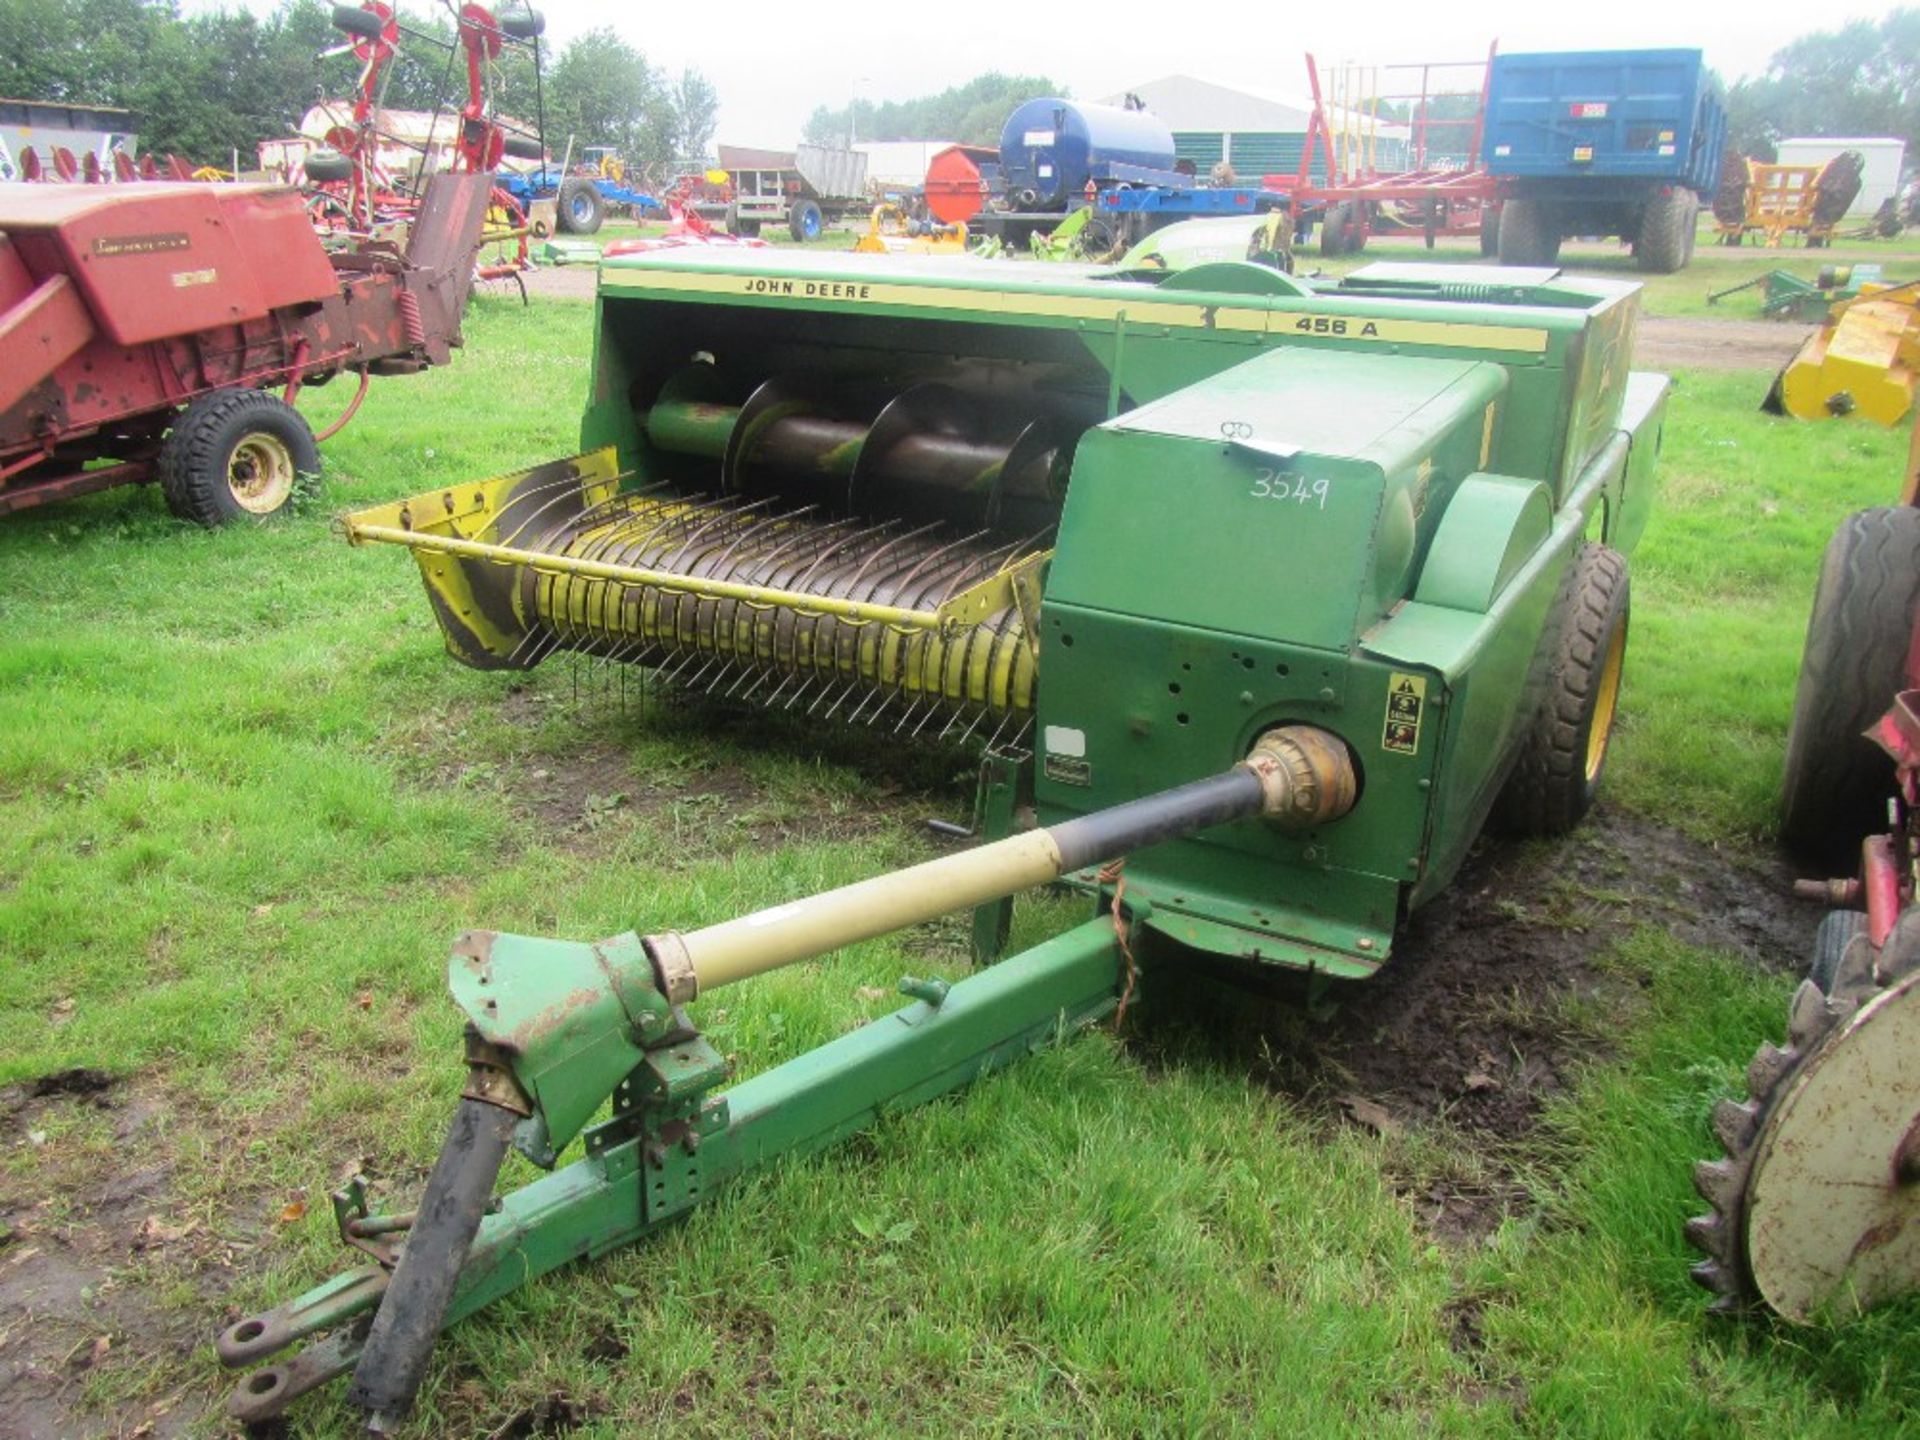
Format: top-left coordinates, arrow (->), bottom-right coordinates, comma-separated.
1383,671 -> 1427,755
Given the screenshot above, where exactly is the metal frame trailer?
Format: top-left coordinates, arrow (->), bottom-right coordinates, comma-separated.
1287,47 -> 1502,257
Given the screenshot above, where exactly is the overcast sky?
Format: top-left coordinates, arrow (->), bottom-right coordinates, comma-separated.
203,0 -> 1886,145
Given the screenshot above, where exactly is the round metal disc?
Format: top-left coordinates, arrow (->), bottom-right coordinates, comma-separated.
1745,970 -> 1920,1320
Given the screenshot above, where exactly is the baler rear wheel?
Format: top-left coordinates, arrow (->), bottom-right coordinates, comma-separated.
1496,543 -> 1630,836
557,178 -> 604,235
1479,204 -> 1500,258
1780,507 -> 1920,855
1496,198 -> 1560,266
159,389 -> 319,527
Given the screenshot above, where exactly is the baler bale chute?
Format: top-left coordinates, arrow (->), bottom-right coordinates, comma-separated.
225,250 -> 1669,1426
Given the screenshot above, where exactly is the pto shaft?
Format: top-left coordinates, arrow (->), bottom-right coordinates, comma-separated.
645,725 -> 1357,1000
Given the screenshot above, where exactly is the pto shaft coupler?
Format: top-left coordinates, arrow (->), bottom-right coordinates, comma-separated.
644,725 -> 1357,1001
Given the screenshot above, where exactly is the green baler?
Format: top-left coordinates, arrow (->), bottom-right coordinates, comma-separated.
220,250 -> 1665,1425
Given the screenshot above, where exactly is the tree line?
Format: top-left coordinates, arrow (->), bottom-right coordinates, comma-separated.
803,73 -> 1061,149
0,0 -> 718,177
1725,9 -> 1919,160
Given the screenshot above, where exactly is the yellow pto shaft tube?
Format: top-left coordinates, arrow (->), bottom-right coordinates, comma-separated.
644,726 -> 1358,1001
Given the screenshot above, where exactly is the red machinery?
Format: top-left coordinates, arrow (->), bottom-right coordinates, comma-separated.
923,144 -> 998,226
304,2 -> 544,283
0,169 -> 493,522
1275,47 -> 1502,258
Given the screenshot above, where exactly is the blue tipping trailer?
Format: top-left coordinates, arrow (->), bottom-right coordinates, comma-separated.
1484,48 -> 1726,273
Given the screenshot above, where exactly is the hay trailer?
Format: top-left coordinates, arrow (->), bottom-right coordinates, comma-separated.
218,249 -> 1668,1426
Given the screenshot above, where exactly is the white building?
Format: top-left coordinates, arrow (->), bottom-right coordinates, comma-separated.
1774,137 -> 1908,217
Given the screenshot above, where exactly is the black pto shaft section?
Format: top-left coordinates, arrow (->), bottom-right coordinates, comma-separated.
347,1098 -> 518,1430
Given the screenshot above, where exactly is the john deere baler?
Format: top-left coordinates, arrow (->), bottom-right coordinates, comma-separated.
223,250 -> 1666,1425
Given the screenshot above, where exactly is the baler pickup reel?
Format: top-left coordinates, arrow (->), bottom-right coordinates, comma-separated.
343,365 -> 1079,745
216,728 -> 1357,1428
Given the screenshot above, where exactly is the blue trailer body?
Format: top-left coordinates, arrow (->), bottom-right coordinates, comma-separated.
1095,184 -> 1286,220
997,98 -> 1182,209
1485,48 -> 1725,199
1482,48 -> 1726,272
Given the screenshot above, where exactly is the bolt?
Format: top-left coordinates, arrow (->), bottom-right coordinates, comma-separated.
1319,687 -> 1335,702
1240,691 -> 1253,705
1356,937 -> 1375,951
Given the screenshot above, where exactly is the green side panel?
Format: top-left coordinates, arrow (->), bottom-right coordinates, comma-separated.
1048,347 -> 1509,652
1032,347 -> 1523,973
1031,606 -> 1424,975
1609,371 -> 1669,555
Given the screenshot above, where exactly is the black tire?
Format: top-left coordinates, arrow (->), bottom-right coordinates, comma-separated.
501,133 -> 545,161
303,148 -> 353,184
331,4 -> 384,38
1074,215 -> 1120,259
499,8 -> 544,38
1496,544 -> 1631,837
1319,201 -> 1360,258
1636,189 -> 1697,274
1496,198 -> 1560,265
1479,204 -> 1500,258
556,177 -> 604,235
158,389 -> 318,527
1809,909 -> 1867,994
1780,508 -> 1920,852
788,198 -> 824,243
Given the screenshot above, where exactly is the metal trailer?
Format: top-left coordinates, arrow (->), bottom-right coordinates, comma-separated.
0,170 -> 493,521
723,142 -> 869,242
1285,47 -> 1503,259
221,244 -> 1670,1426
1485,48 -> 1727,274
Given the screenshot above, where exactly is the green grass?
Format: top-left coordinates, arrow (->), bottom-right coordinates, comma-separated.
3,294 -> 1917,1437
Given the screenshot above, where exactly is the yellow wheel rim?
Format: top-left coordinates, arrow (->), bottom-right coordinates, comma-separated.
228,433 -> 296,515
1585,618 -> 1627,783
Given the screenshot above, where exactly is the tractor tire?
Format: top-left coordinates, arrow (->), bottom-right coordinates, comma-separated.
499,8 -> 544,38
1635,188 -> 1698,274
556,178 -> 604,235
1496,198 -> 1560,265
501,133 -> 545,161
1479,204 -> 1500,257
303,148 -> 353,184
1496,544 -> 1631,837
1780,507 -> 1920,854
1319,202 -> 1360,258
789,198 -> 824,243
158,388 -> 319,527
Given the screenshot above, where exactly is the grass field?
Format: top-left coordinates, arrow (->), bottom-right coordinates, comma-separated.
3,286 -> 1918,1438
